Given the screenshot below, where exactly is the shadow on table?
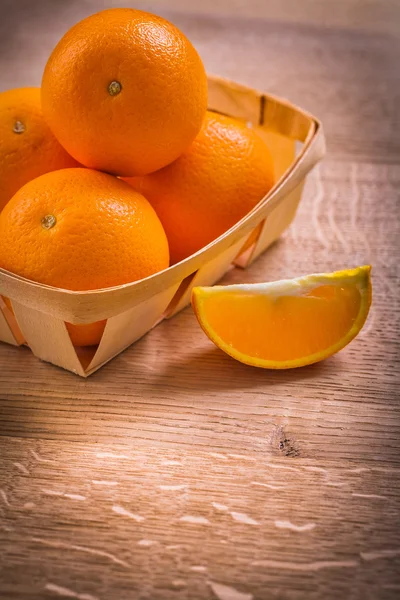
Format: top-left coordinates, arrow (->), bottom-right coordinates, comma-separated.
146,345 -> 336,393
0,317 -> 341,451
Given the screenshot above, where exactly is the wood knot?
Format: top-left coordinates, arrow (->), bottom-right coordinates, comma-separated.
270,425 -> 300,457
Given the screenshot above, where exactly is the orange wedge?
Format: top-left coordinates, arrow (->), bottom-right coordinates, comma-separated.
192,266 -> 372,369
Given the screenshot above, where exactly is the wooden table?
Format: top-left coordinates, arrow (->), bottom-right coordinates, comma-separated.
1,1 -> 399,598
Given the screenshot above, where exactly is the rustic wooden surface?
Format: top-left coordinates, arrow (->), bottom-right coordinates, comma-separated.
1,1 -> 400,599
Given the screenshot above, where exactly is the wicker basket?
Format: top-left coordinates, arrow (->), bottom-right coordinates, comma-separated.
0,75 -> 325,376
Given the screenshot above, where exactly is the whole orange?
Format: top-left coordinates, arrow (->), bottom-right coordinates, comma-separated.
41,8 -> 208,176
125,111 -> 275,264
0,168 -> 169,346
0,87 -> 79,212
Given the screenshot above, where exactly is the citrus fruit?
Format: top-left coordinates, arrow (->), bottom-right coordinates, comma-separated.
66,321 -> 107,348
0,87 -> 79,212
192,266 -> 372,369
41,8 -> 208,176
125,111 -> 274,263
0,168 -> 169,346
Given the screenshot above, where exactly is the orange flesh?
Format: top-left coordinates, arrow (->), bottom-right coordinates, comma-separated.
201,284 -> 362,362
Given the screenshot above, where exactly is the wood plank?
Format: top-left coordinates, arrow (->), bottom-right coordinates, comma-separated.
0,438 -> 400,600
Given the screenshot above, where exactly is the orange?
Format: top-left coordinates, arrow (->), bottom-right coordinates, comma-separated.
0,168 -> 169,346
125,111 -> 274,264
0,87 -> 79,212
192,267 -> 372,369
41,8 -> 208,176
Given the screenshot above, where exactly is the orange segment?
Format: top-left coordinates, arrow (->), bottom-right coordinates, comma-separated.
192,266 -> 372,369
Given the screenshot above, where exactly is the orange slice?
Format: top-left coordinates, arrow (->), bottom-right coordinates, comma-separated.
192,266 -> 372,369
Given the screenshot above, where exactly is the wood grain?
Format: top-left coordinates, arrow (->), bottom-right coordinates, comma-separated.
1,1 -> 400,599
